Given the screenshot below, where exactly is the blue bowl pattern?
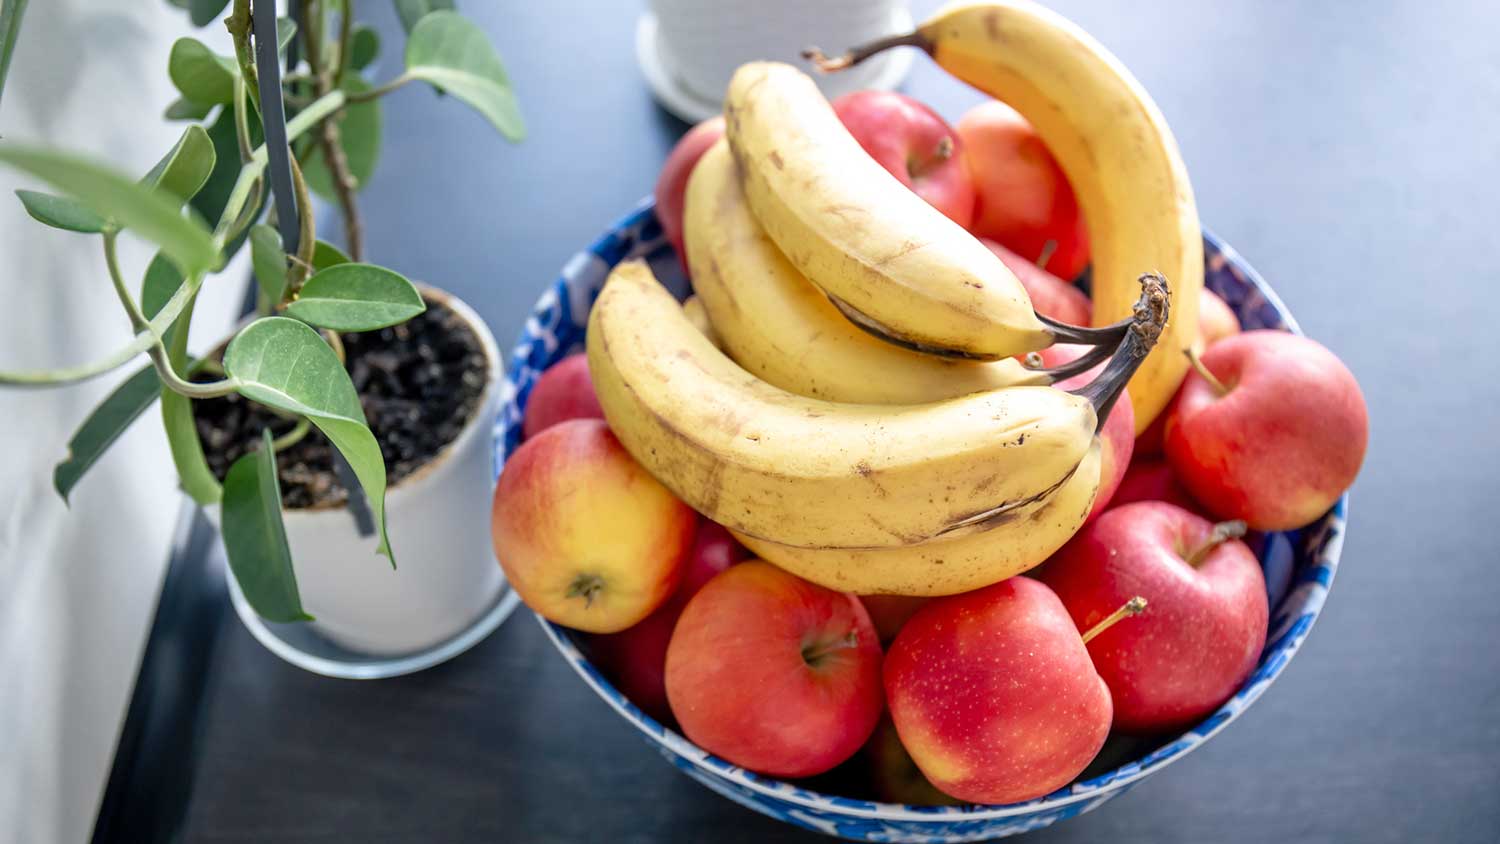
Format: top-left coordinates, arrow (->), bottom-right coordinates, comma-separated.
493,201 -> 1347,842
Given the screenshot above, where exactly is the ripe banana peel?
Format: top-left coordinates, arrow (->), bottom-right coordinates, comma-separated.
735,441 -> 1101,596
684,138 -> 1047,404
587,260 -> 1104,551
805,0 -> 1203,432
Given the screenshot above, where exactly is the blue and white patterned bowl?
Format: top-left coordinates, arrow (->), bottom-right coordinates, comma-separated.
494,201 -> 1347,842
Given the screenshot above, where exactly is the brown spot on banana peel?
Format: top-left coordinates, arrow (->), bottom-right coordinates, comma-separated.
934,460 -> 1078,538
767,150 -> 785,171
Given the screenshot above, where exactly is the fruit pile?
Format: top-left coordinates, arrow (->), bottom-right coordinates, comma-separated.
492,1 -> 1367,808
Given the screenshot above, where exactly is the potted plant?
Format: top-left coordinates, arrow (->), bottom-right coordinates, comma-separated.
0,0 -> 524,668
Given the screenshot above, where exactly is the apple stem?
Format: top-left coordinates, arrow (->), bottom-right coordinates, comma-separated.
802,31 -> 933,74
1184,347 -> 1230,396
935,135 -> 953,161
802,631 -> 860,665
1184,520 -> 1248,567
566,574 -> 605,608
1036,240 -> 1058,273
1081,596 -> 1148,645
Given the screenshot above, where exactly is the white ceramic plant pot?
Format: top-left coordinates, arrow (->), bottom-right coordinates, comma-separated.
637,0 -> 914,123
209,288 -> 510,665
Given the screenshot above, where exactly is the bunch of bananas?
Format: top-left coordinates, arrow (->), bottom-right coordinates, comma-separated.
587,0 -> 1198,596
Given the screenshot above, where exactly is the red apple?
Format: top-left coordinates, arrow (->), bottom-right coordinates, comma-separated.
1110,458 -> 1199,512
1032,344 -> 1133,521
957,101 -> 1089,280
1134,406 -> 1168,458
1165,330 -> 1368,530
885,576 -> 1114,804
865,716 -> 960,806
982,238 -> 1091,326
859,594 -> 929,646
833,90 -> 976,228
1037,502 -> 1268,733
1198,288 -> 1240,346
587,521 -> 750,723
655,116 -> 726,269
491,419 -> 696,633
522,354 -> 604,440
665,561 -> 883,778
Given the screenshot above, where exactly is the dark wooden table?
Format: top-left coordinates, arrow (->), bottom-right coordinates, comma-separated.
97,1 -> 1500,842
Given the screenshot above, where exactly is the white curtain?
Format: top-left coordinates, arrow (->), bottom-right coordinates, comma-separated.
0,2 -> 245,841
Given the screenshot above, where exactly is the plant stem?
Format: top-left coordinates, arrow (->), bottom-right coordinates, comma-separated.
103,231 -> 150,335
321,327 -> 346,364
801,632 -> 860,665
225,0 -> 260,111
300,0 -> 364,261
233,74 -> 254,163
271,416 -> 312,451
1036,239 -> 1058,273
277,154 -> 319,302
345,74 -> 412,103
1184,520 -> 1248,567
331,0 -> 353,89
1184,347 -> 1230,396
1080,596 -> 1148,645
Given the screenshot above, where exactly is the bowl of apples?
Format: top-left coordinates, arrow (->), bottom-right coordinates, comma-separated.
490,6 -> 1365,841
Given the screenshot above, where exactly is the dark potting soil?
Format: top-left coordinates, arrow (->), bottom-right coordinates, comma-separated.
195,295 -> 489,509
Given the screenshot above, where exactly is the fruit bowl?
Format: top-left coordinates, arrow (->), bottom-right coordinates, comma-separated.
495,201 -> 1346,842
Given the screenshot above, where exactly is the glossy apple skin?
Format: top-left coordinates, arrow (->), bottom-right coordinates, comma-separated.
957,101 -> 1089,281
1032,344 -> 1133,522
522,354 -> 605,440
666,561 -> 883,778
859,594 -> 930,646
833,90 -> 976,228
1037,502 -> 1268,733
491,419 -> 696,633
1198,288 -> 1240,346
982,239 -> 1091,326
1110,458 -> 1200,512
655,116 -> 726,270
1165,330 -> 1368,530
587,521 -> 750,723
885,576 -> 1111,804
865,716 -> 960,806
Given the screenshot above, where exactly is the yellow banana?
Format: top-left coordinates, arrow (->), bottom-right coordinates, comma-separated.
723,62 -> 1054,361
587,260 -> 1103,550
807,0 -> 1203,432
684,139 -> 1046,404
735,442 -> 1101,596
681,295 -> 722,349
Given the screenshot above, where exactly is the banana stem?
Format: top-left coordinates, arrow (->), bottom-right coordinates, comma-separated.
1081,596 -> 1147,645
1067,272 -> 1171,427
802,31 -> 931,73
1184,520 -> 1247,567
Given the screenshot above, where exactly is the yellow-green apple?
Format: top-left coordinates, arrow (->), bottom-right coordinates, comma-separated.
859,594 -> 929,646
655,116 -> 725,269
522,354 -> 604,440
1031,344 -> 1133,521
957,101 -> 1089,280
491,418 -> 696,633
982,238 -> 1091,326
1110,458 -> 1200,513
665,561 -> 882,778
1165,331 -> 1368,530
1037,501 -> 1268,733
832,90 -> 976,228
1198,288 -> 1240,346
588,521 -> 749,723
864,716 -> 960,806
885,577 -> 1122,804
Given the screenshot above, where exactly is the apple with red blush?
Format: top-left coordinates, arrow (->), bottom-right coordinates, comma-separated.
666,561 -> 883,778
587,521 -> 750,723
983,238 -> 1091,326
864,716 -> 960,806
522,353 -> 604,440
1038,501 -> 1268,733
1198,288 -> 1240,346
1029,344 -> 1133,521
859,594 -> 929,646
1166,330 -> 1368,530
654,116 -> 726,270
1110,458 -> 1199,512
832,90 -> 976,228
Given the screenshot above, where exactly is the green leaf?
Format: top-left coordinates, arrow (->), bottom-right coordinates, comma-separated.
193,95 -> 262,242
221,429 -> 313,623
141,125 -> 216,204
52,363 -> 162,504
162,377 -> 223,505
164,97 -> 215,121
0,145 -> 219,276
168,37 -> 238,106
141,251 -> 184,321
0,0 -> 29,120
348,25 -> 380,71
224,317 -> 394,562
284,264 -> 426,331
250,224 -> 287,305
277,17 -> 297,54
302,76 -> 381,201
15,189 -> 105,233
188,0 -> 231,28
311,240 -> 351,271
405,11 -> 524,141
395,0 -> 455,33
